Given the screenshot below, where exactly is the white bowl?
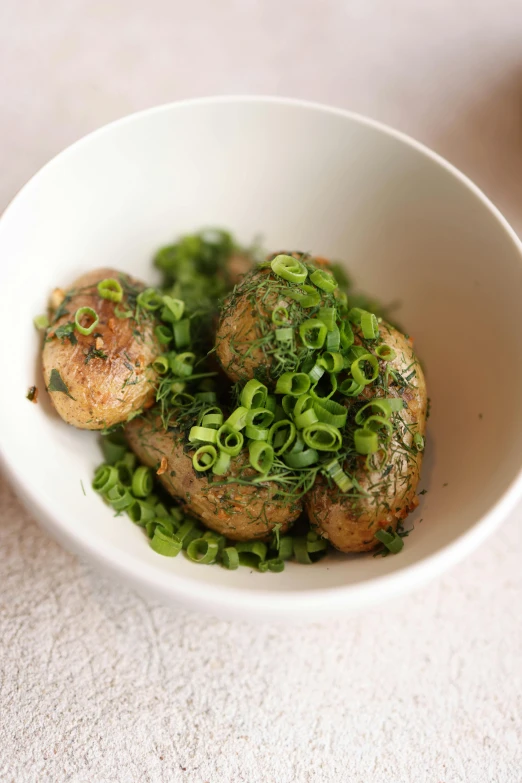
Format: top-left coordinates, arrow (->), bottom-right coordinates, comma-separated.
1,97 -> 521,622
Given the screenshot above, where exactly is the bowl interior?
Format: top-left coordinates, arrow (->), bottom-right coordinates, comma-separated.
1,98 -> 521,611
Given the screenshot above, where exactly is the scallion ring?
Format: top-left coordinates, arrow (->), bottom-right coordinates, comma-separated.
350,353 -> 379,386
92,464 -> 119,494
268,419 -> 296,456
189,426 -> 218,444
414,432 -> 425,451
249,441 -> 274,474
235,541 -> 268,569
245,425 -> 269,441
326,325 -> 341,352
286,284 -> 321,307
192,445 -> 218,471
225,406 -> 249,431
324,458 -> 353,492
212,450 -> 231,476
171,392 -> 195,407
127,499 -> 156,525
173,318 -> 190,348
376,344 -> 396,361
317,306 -> 337,331
131,465 -> 153,497
161,295 -> 185,322
150,528 -> 182,557
360,311 -> 379,339
246,408 -> 274,428
97,278 -> 123,303
294,407 -> 319,430
374,528 -> 404,554
354,427 -> 379,454
302,422 -> 342,452
338,378 -> 365,397
152,355 -> 170,374
186,537 -> 219,563
74,306 -> 99,336
137,288 -> 163,311
271,254 -> 308,284
272,305 -> 290,325
275,327 -> 294,344
171,352 -> 195,378
283,448 -> 319,468
313,398 -> 347,428
339,320 -> 354,349
222,546 -> 239,569
241,379 -> 268,410
216,424 -> 244,456
310,268 -> 338,292
308,362 -> 325,383
309,373 -> 338,401
155,324 -> 172,345
319,351 -> 344,373
299,319 -> 328,350
275,372 -> 311,396
106,484 -> 134,511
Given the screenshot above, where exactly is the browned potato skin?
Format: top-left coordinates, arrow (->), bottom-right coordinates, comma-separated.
305,322 -> 427,553
125,415 -> 302,541
43,268 -> 161,430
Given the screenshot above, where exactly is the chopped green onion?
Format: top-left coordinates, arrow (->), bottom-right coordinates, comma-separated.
154,324 -> 172,345
360,311 -> 379,339
288,432 -> 305,453
114,306 -> 133,319
351,353 -> 379,386
186,537 -> 219,563
283,448 -> 319,467
92,464 -> 119,494
101,433 -> 127,464
293,537 -> 313,564
310,268 -> 338,292
212,450 -> 231,475
281,395 -> 298,416
308,362 -> 326,383
376,344 -> 396,361
313,398 -> 347,428
319,351 -> 344,373
271,254 -> 308,284
137,288 -> 163,310
202,412 -> 224,428
286,284 -> 321,307
299,319 -> 328,349
189,426 -> 218,444
275,372 -> 311,396
127,499 -> 156,525
152,355 -> 170,374
374,528 -> 404,554
354,427 -> 379,454
275,327 -> 294,344
294,407 -> 319,429
324,458 -> 353,492
192,445 -> 218,471
365,415 -> 394,435
347,307 -> 367,325
176,517 -> 200,545
131,465 -> 153,497
194,391 -> 217,403
278,537 -> 294,560
309,373 -> 338,400
268,419 -> 296,456
161,295 -> 185,322
171,392 -> 195,407
222,546 -> 239,569
171,352 -> 195,377
326,325 -> 340,351
225,406 -> 249,431
173,318 -> 190,348
414,432 -> 425,451
33,314 -> 49,330
74,306 -> 99,336
236,541 -> 268,568
249,441 -> 274,473
150,527 -> 182,557
245,425 -> 269,441
217,424 -> 244,456
265,394 -> 277,413
246,408 -> 274,428
265,558 -> 285,573
317,307 -> 337,331
293,394 -> 313,418
97,278 -> 123,303
241,379 -> 268,410
272,305 -> 290,325
302,422 -> 342,452
340,320 -> 354,349
338,378 -> 364,397
106,484 -> 134,511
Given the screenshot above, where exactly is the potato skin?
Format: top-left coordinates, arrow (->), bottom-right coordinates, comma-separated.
125,415 -> 302,541
305,322 -> 427,553
42,268 -> 160,430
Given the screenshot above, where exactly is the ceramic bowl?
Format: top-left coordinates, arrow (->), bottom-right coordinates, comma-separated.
1,97 -> 521,621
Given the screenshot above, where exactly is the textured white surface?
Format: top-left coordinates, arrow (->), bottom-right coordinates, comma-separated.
0,1 -> 521,781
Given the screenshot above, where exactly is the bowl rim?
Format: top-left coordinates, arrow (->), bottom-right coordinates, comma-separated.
1,94 -> 522,620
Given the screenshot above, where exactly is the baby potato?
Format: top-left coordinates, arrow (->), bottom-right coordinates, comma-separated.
305,322 -> 427,552
43,268 -> 161,430
125,415 -> 302,541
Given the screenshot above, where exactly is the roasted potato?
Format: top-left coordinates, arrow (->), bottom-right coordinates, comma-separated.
43,268 -> 161,430
125,414 -> 302,540
305,322 -> 427,552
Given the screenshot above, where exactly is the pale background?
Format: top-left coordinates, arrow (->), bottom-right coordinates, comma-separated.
1,2 -> 521,782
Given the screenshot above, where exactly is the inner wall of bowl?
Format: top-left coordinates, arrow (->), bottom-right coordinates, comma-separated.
1,99 -> 521,593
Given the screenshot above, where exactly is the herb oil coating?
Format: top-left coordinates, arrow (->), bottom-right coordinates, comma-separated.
125,414 -> 302,541
42,268 -> 161,430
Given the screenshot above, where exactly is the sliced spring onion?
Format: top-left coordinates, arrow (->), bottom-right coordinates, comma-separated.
313,398 -> 347,428
97,278 -> 123,303
236,541 -> 268,568
275,372 -> 311,396
309,373 -> 338,401
222,546 -> 239,569
105,484 -> 133,511
152,355 -> 170,374
286,284 -> 321,307
374,528 -> 404,554
176,517 -> 200,545
293,394 -> 314,418
201,412 -> 224,428
194,391 -> 217,403
131,465 -> 153,497
361,311 -> 379,339
324,458 -> 353,492
268,419 -> 296,456
351,353 -> 379,386
364,414 -> 393,435
278,537 -> 294,560
186,537 -> 219,563
92,464 -> 119,494
288,432 -> 305,454
271,254 -> 308,284
101,433 -> 127,464
212,450 -> 231,476
338,378 -> 365,397
245,425 -> 269,441
225,406 -> 249,431
308,362 -> 326,383
127,499 -> 156,525
171,352 -> 195,377
272,305 -> 290,325
74,307 -> 99,336
302,422 -> 342,452
294,407 -> 319,430
281,395 -> 297,416
171,392 -> 195,407
375,344 -> 396,361
275,327 -> 294,344
326,325 -> 340,351
347,307 -> 367,325
216,424 -> 244,456
319,351 -> 344,373
414,432 -> 425,451
189,426 -> 218,444
154,324 -> 172,345
265,394 -> 277,413
293,537 -> 312,564
173,318 -> 190,348
249,441 -> 274,473
150,528 -> 182,557
339,320 -> 354,349
161,295 -> 185,322
354,427 -> 379,454
299,319 -> 328,349
265,558 -> 285,573
246,408 -> 274,428
240,379 -> 268,410
192,445 -> 218,471
283,448 -> 319,468
137,288 -> 163,310
317,307 -> 337,331
310,268 -> 338,292
114,306 -> 133,319
33,314 -> 49,330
